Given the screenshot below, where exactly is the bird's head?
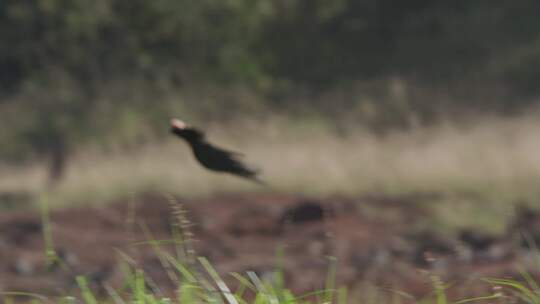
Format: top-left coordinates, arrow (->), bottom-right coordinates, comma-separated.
170,118 -> 205,142
170,118 -> 187,130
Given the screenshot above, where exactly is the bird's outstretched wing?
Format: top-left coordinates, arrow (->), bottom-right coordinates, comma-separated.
193,142 -> 264,184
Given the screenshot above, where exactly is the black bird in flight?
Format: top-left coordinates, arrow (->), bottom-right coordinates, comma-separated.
170,118 -> 264,184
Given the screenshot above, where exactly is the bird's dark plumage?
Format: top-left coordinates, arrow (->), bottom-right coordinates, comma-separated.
170,119 -> 264,184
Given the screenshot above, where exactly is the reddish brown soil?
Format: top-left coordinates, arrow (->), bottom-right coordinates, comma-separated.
0,193 -> 537,302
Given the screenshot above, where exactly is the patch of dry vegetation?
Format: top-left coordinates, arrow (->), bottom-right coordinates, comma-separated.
2,113 -> 540,230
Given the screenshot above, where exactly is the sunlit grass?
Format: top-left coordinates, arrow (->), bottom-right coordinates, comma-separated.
2,114 -> 540,231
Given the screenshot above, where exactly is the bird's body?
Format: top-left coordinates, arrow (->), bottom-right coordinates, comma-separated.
170,119 -> 264,184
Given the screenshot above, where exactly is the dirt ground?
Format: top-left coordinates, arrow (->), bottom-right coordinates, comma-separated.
1,193 -> 539,302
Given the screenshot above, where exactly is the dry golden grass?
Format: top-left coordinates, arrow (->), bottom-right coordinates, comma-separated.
2,113 -> 540,231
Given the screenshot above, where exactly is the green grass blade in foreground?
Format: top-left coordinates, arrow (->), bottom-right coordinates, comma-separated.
138,222 -> 180,284
518,267 -> 540,296
76,276 -> 98,304
58,296 -> 78,304
287,289 -> 333,303
274,247 -> 285,295
380,287 -> 415,303
415,277 -> 449,304
452,293 -> 503,304
337,287 -> 347,304
229,272 -> 255,299
164,253 -> 221,303
179,283 -> 200,304
486,278 -> 540,304
133,269 -> 146,302
39,194 -> 57,265
103,285 -> 126,304
324,256 -> 338,303
0,292 -> 50,303
247,271 -> 278,304
164,253 -> 198,283
199,257 -> 239,304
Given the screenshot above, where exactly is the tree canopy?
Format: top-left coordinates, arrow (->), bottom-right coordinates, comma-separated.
1,0 -> 540,178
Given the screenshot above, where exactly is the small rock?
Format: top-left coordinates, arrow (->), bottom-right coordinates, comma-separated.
280,201 -> 326,225
459,229 -> 498,251
14,258 -> 35,275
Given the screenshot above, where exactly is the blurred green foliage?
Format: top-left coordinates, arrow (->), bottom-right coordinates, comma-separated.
2,0 -> 540,95
1,0 -> 540,177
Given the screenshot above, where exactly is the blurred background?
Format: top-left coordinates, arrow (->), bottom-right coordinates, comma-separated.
2,0 -> 540,202
2,0 -> 540,300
